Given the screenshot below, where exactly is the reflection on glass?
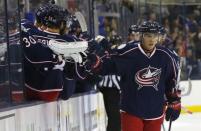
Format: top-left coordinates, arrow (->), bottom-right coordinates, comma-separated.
0,0 -> 24,105
0,2 -> 10,105
7,0 -> 24,103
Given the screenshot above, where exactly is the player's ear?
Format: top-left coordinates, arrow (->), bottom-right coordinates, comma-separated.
59,21 -> 67,35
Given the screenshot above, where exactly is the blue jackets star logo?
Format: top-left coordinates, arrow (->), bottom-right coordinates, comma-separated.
135,66 -> 161,91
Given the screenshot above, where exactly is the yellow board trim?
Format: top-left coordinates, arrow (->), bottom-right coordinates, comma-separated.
181,105 -> 201,114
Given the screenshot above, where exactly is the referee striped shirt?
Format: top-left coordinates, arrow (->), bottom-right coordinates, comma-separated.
98,75 -> 121,90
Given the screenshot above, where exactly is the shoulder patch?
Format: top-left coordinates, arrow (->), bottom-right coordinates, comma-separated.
117,44 -> 126,49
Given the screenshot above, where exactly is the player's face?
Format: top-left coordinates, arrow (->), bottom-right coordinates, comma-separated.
128,32 -> 140,41
158,34 -> 167,44
60,22 -> 68,35
142,33 -> 158,50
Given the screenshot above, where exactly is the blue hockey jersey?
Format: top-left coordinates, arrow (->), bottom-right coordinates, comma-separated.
21,20 -> 82,74
21,20 -> 89,98
98,43 -> 178,119
21,21 -> 65,92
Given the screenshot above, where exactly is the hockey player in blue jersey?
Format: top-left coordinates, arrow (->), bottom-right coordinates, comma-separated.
86,21 -> 181,131
22,3 -> 93,101
21,4 -> 71,101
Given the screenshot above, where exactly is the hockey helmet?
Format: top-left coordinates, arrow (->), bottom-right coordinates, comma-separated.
35,1 -> 59,25
158,25 -> 167,35
44,4 -> 69,28
128,24 -> 139,34
139,21 -> 159,34
35,4 -> 50,25
110,35 -> 122,46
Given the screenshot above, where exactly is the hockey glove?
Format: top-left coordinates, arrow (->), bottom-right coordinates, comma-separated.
87,40 -> 110,62
84,53 -> 100,72
165,101 -> 181,121
165,89 -> 181,121
95,35 -> 111,51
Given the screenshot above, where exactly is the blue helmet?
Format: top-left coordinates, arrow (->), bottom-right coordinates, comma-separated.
110,35 -> 122,46
44,4 -> 69,28
139,21 -> 159,34
35,1 -> 59,25
158,25 -> 167,35
35,4 -> 50,25
128,24 -> 139,34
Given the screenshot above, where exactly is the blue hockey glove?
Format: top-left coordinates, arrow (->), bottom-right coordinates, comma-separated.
84,53 -> 100,72
165,89 -> 181,121
95,35 -> 111,51
165,101 -> 181,121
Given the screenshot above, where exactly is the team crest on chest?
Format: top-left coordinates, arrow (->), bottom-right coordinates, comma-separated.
135,66 -> 161,91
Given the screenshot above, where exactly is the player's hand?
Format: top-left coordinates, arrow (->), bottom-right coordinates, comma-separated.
53,55 -> 65,71
53,59 -> 65,71
95,35 -> 111,51
165,101 -> 181,121
84,53 -> 100,71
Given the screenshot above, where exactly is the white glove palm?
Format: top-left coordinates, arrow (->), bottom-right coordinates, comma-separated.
53,60 -> 65,71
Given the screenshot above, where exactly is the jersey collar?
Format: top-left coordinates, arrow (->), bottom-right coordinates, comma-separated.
138,44 -> 156,58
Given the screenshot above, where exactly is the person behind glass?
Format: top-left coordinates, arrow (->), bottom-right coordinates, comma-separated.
68,15 -> 82,38
97,35 -> 122,131
127,24 -> 140,44
86,21 -> 181,131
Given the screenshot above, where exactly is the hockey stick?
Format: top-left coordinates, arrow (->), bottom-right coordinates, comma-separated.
168,117 -> 172,131
181,106 -> 193,114
162,123 -> 166,131
181,65 -> 192,96
175,57 -> 192,97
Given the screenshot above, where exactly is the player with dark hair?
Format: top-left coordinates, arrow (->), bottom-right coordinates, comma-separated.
86,21 -> 181,131
21,4 -> 68,101
22,3 -> 94,101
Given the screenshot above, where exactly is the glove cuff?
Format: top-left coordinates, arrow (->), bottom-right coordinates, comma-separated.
92,55 -> 100,69
168,101 -> 181,111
